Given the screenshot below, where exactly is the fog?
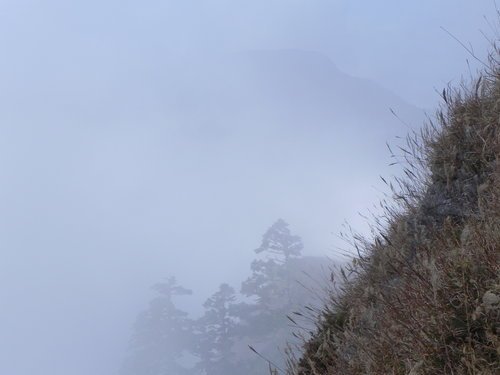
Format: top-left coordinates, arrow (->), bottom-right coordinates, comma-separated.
0,1 -> 494,374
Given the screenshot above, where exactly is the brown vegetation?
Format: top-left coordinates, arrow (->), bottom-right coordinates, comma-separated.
287,47 -> 500,374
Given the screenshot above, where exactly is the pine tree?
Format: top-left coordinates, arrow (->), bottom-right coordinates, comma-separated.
241,219 -> 303,311
195,283 -> 239,375
255,218 -> 303,264
235,219 -> 305,374
121,277 -> 193,375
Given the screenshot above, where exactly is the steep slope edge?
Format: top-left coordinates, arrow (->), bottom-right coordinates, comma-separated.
289,49 -> 499,374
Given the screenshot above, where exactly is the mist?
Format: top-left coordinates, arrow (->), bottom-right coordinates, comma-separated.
0,1 -> 494,374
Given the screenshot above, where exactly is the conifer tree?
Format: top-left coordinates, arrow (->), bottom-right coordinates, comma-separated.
255,218 -> 303,263
195,283 -> 239,375
235,220 -> 305,374
241,219 -> 303,311
121,277 -> 193,375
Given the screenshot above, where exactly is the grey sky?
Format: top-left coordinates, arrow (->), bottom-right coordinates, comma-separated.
0,1 -> 495,375
1,0 -> 493,106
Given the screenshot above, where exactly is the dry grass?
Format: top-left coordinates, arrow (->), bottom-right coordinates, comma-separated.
286,46 -> 500,374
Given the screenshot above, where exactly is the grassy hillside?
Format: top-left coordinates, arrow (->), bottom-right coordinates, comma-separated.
287,48 -> 499,374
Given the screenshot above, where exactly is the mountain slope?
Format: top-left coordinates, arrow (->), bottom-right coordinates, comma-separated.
288,50 -> 500,374
165,50 -> 425,144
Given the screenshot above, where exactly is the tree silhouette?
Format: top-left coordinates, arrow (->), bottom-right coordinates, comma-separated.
195,283 -> 239,375
242,219 -> 303,311
121,277 -> 193,375
235,219 -> 306,375
255,218 -> 303,263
